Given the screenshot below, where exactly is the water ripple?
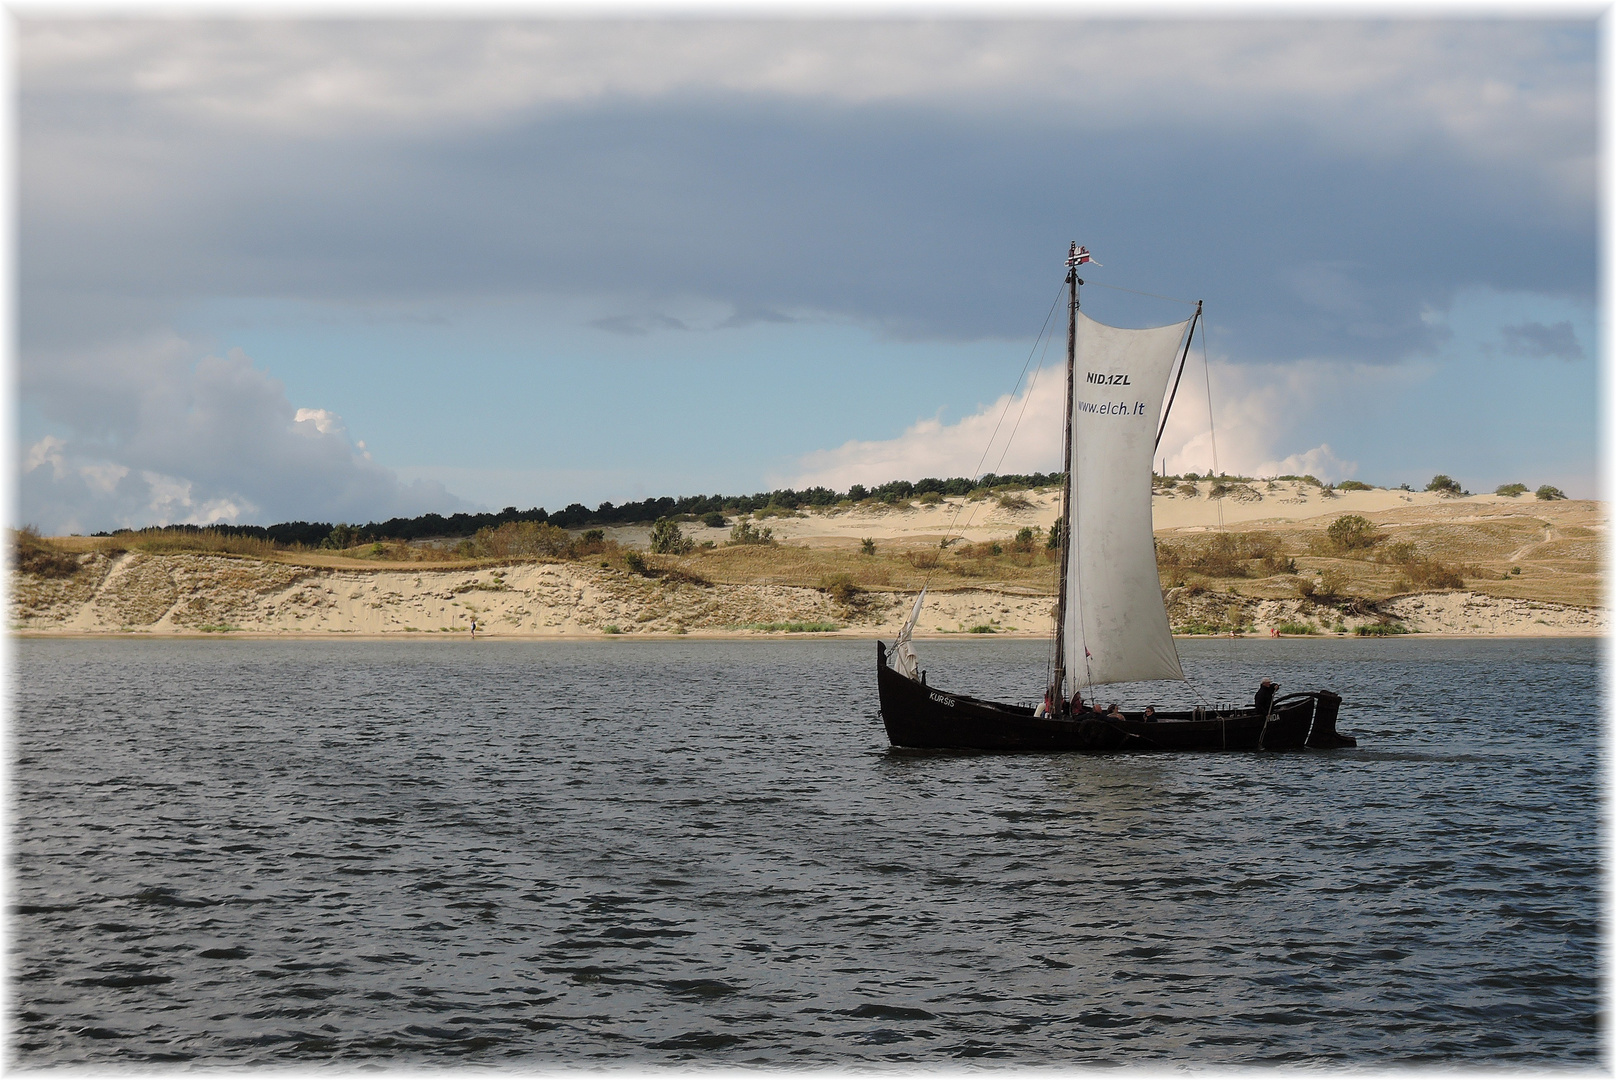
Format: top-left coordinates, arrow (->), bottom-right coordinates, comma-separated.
10,636 -> 1600,1065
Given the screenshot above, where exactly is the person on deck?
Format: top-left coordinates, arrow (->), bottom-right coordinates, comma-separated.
1143,706 -> 1157,722
1069,691 -> 1083,716
1106,703 -> 1124,719
1254,678 -> 1277,715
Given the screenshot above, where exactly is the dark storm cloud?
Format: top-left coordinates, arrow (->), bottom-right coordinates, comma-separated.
15,18 -> 1597,529
1499,319 -> 1584,360
22,94 -> 1594,365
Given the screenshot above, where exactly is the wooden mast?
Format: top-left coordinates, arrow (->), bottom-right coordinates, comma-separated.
1052,243 -> 1080,704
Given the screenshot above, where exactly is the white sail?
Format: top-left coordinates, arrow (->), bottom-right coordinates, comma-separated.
1063,310 -> 1190,688
889,586 -> 926,680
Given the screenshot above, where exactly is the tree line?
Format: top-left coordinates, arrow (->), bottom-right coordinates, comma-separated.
92,472 -> 1064,548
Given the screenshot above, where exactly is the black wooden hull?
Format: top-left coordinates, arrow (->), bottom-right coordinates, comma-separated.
876,641 -> 1354,753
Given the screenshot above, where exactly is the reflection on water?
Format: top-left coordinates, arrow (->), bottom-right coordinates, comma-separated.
11,637 -> 1600,1065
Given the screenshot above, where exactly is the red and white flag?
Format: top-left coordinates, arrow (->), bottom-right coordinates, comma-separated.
1069,245 -> 1100,267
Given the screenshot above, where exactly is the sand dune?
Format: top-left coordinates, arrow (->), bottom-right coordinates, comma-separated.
12,483 -> 1604,639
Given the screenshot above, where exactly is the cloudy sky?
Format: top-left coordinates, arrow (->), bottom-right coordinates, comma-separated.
17,16 -> 1599,533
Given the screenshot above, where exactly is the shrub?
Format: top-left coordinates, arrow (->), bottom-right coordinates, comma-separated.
573,529 -> 609,557
624,551 -> 648,575
1403,559 -> 1464,590
1495,483 -> 1529,497
1167,532 -> 1281,577
997,493 -> 1033,510
649,517 -> 694,555
1259,554 -> 1297,575
1175,482 -> 1199,497
1208,481 -> 1229,499
1012,526 -> 1038,553
13,527 -> 81,578
1425,474 -> 1462,495
1317,567 -> 1350,598
1298,567 -> 1351,600
860,537 -> 876,555
966,624 -> 997,633
728,521 -> 775,546
702,511 -> 727,528
1355,622 -> 1409,636
476,520 -> 572,558
1377,540 -> 1418,565
821,573 -> 863,606
917,491 -> 944,505
113,526 -> 282,559
1275,621 -> 1319,635
323,523 -> 361,550
1047,520 -> 1063,549
1337,480 -> 1373,491
1536,485 -> 1567,501
1325,514 -> 1381,552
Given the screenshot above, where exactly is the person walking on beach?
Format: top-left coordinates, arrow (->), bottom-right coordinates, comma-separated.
469,615 -> 477,640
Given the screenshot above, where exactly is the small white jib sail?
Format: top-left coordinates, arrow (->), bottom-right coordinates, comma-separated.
888,586 -> 927,680
1061,311 -> 1191,689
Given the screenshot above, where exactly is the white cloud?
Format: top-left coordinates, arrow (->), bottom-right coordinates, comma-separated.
18,20 -> 1592,200
292,407 -> 343,435
19,340 -> 470,533
787,352 -> 1414,491
23,435 -> 67,478
784,363 -> 1064,491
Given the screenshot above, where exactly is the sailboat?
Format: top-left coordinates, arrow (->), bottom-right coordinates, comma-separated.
875,243 -> 1355,752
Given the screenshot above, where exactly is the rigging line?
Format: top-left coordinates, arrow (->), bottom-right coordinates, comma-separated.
915,277 -> 1065,601
988,330 -> 1052,478
1084,281 -> 1199,307
1201,314 -> 1223,532
930,279 -> 1065,553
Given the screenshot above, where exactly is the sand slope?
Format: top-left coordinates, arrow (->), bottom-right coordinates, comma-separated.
13,483 -> 1604,639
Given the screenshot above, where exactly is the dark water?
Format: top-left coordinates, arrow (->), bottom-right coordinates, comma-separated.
11,636 -> 1602,1066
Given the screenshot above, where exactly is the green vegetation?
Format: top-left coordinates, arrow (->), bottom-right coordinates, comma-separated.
966,624 -> 998,634
624,551 -> 649,575
602,625 -> 622,634
649,517 -> 694,555
728,521 -> 775,546
860,537 -> 877,555
1536,485 -> 1567,501
1324,514 -> 1382,552
701,511 -> 726,528
1426,474 -> 1463,495
1337,480 -> 1373,491
473,520 -> 573,558
1355,622 -> 1410,636
1495,483 -> 1529,497
1158,532 -> 1284,578
1274,621 -> 1319,635
820,574 -> 863,606
13,527 -> 82,578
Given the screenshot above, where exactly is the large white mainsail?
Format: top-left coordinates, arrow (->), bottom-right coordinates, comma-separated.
1062,310 -> 1190,688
